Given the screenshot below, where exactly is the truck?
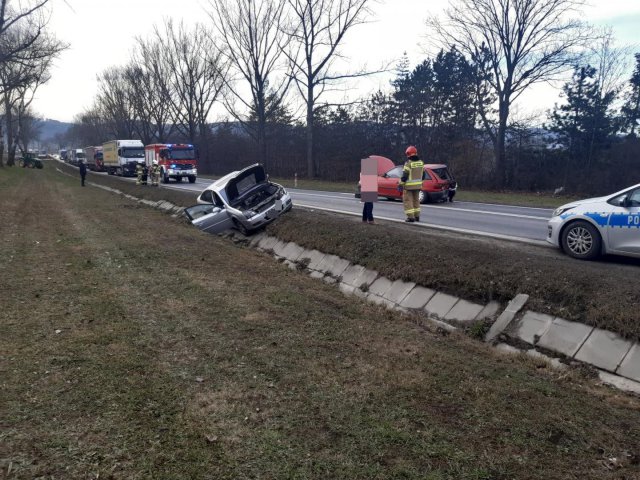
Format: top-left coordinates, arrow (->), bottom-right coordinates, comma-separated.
102,139 -> 145,176
58,149 -> 68,162
83,146 -> 104,172
144,143 -> 198,183
69,148 -> 86,166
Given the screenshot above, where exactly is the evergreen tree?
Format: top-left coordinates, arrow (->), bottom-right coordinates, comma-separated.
549,65 -> 617,185
621,53 -> 640,136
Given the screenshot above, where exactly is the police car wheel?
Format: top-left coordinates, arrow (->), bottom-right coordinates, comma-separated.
561,220 -> 602,260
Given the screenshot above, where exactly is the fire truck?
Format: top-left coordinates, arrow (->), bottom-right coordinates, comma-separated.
144,143 -> 198,183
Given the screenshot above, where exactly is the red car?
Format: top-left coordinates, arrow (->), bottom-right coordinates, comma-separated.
356,155 -> 453,204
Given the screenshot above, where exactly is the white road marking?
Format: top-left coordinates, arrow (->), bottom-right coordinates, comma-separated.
294,202 -> 550,247
289,192 -> 550,220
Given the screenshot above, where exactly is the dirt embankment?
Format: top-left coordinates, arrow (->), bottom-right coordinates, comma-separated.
1,165 -> 639,479
62,161 -> 640,340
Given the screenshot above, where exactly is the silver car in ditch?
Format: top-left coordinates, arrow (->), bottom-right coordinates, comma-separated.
547,183 -> 640,260
184,164 -> 292,235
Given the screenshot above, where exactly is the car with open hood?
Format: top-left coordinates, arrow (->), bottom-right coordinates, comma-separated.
547,183 -> 640,260
184,164 -> 292,235
355,155 -> 454,203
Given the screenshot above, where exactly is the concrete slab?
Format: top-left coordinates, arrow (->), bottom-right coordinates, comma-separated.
383,280 -> 416,305
341,265 -> 366,287
271,239 -> 289,257
368,277 -> 394,298
574,329 -> 634,373
536,317 -> 594,358
445,299 -> 484,322
284,260 -> 298,271
313,253 -> 337,273
367,294 -> 395,309
399,286 -> 435,310
599,371 -> 640,395
257,235 -> 278,251
424,292 -> 459,319
617,343 -> 640,383
525,349 -> 566,370
505,293 -> 530,313
338,283 -> 356,296
302,250 -> 326,271
495,343 -> 520,355
280,242 -> 305,262
319,255 -> 351,278
509,311 -> 554,345
248,231 -> 266,248
353,288 -> 368,300
476,301 -> 501,320
353,268 -> 379,290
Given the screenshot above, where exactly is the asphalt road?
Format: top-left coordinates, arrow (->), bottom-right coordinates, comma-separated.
104,172 -> 553,245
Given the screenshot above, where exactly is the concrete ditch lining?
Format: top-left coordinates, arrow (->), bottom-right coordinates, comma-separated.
55,167 -> 640,395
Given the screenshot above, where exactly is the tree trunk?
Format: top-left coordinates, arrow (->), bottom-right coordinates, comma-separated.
306,87 -> 315,178
495,98 -> 510,189
0,123 -> 4,168
5,97 -> 15,167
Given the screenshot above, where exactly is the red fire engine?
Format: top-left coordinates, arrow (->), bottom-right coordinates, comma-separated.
144,143 -> 198,184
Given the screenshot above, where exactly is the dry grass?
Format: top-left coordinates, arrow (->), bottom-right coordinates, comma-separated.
2,164 -> 639,479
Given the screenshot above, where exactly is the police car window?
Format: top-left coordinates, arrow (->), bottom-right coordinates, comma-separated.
630,189 -> 640,206
200,190 -> 213,203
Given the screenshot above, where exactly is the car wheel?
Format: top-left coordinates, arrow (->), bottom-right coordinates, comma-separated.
188,176 -> 196,184
176,176 -> 182,182
419,190 -> 427,204
561,220 -> 602,260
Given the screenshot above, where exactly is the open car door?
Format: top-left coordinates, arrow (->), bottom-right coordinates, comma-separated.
184,204 -> 234,234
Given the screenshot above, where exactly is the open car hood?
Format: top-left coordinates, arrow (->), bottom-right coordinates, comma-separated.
368,155 -> 396,176
225,164 -> 267,202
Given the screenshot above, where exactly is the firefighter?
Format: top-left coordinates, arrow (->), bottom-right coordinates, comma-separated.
150,160 -> 161,186
398,145 -> 425,222
136,163 -> 147,185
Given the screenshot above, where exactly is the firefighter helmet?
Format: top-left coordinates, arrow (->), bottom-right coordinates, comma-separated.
152,160 -> 158,166
405,145 -> 418,157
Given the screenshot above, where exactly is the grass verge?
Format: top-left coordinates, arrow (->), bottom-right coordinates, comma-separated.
1,164 -> 640,479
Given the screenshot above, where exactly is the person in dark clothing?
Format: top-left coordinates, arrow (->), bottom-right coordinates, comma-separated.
362,201 -> 374,223
79,160 -> 87,186
448,180 -> 457,202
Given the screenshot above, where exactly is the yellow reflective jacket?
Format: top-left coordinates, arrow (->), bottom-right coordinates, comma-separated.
399,157 -> 425,190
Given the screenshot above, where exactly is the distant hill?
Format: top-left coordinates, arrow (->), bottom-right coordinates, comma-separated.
37,118 -> 72,141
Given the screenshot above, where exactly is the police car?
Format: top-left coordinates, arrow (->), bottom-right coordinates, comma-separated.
547,183 -> 640,260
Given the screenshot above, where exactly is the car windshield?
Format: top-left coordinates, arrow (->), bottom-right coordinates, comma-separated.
76,153 -> 86,159
169,148 -> 195,160
122,148 -> 144,158
431,167 -> 451,180
384,166 -> 403,178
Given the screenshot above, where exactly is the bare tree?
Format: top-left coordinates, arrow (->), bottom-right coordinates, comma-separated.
131,39 -> 175,143
0,0 -> 65,166
285,0 -> 373,178
208,0 -> 291,170
95,67 -> 138,138
150,19 -> 226,147
428,0 -> 590,187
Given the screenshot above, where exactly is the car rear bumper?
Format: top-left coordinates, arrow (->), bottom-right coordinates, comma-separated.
427,190 -> 448,202
238,194 -> 293,231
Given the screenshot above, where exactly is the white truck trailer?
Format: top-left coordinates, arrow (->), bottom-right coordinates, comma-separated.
102,139 -> 145,176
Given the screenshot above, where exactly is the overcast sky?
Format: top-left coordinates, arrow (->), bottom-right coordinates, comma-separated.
33,0 -> 640,123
